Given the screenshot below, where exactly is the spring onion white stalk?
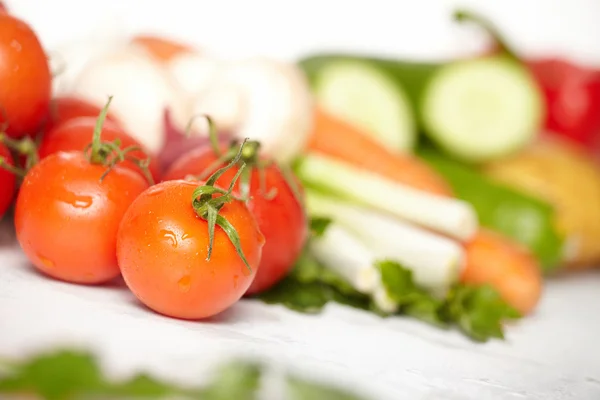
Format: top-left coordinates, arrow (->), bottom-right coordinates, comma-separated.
372,285 -> 400,314
307,192 -> 465,293
309,223 -> 380,294
309,220 -> 405,312
297,153 -> 478,241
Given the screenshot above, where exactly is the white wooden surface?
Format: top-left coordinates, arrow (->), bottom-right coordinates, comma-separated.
1,223 -> 600,399
1,1 -> 600,398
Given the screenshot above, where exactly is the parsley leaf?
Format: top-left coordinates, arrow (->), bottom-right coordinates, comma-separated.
0,349 -> 373,400
201,362 -> 261,400
440,284 -> 521,342
0,350 -> 107,400
309,216 -> 332,238
377,260 -> 522,342
257,250 -> 371,313
287,377 -> 369,400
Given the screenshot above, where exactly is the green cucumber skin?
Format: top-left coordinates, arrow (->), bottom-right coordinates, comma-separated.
300,54 -> 540,162
418,147 -> 564,273
299,54 -> 439,129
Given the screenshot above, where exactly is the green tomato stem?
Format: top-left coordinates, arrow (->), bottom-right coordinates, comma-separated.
453,9 -> 519,61
192,139 -> 253,272
83,96 -> 154,185
0,156 -> 26,178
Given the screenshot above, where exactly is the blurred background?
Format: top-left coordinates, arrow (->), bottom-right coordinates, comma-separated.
7,0 -> 600,65
1,1 -> 600,399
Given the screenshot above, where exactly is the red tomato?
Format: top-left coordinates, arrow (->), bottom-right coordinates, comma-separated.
42,96 -> 120,136
0,13 -> 51,138
163,144 -> 308,295
39,117 -> 161,183
117,180 -> 265,319
0,143 -> 15,218
14,151 -> 149,284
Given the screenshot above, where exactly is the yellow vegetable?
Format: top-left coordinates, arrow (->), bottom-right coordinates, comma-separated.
484,137 -> 600,270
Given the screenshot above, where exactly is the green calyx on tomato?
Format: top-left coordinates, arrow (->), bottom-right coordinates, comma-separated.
0,130 -> 38,178
84,96 -> 154,185
186,114 -> 305,209
191,137 -> 253,272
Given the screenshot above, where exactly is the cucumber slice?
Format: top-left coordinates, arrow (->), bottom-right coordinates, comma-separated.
311,60 -> 417,152
300,54 -> 544,163
421,57 -> 544,162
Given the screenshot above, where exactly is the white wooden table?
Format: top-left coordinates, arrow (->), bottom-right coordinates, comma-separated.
1,222 -> 599,400
2,1 -> 600,398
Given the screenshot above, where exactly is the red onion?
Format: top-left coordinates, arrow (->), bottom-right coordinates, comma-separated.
158,109 -> 233,172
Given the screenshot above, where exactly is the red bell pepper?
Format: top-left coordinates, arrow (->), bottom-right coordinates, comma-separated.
455,10 -> 600,155
528,59 -> 600,150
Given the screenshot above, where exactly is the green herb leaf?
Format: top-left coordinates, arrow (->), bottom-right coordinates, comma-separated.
107,373 -> 186,398
441,284 -> 521,342
258,278 -> 332,313
201,362 -> 261,400
0,349 -> 372,400
376,260 -> 444,325
309,217 -> 332,238
287,377 -> 369,400
0,349 -> 106,400
257,250 -> 370,313
377,260 -> 521,341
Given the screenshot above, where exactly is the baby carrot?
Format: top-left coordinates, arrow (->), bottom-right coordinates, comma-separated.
462,229 -> 543,315
307,108 -> 453,196
130,34 -> 192,63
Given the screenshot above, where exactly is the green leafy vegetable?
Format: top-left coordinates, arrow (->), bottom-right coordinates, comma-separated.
287,377 -> 368,400
418,145 -> 564,272
377,260 -> 522,341
200,362 -> 261,400
0,349 -> 202,399
441,284 -> 522,341
0,349 -> 371,400
309,216 -> 332,238
259,256 -> 521,342
376,260 -> 445,326
257,250 -> 371,313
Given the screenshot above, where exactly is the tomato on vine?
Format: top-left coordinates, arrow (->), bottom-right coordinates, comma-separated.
0,142 -> 15,218
39,116 -> 161,183
163,118 -> 308,295
0,13 -> 51,138
117,141 -> 265,320
14,97 -> 150,284
42,96 -> 121,136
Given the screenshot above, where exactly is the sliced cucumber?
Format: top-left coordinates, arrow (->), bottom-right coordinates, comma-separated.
422,57 -> 544,162
309,60 -> 417,152
299,54 -> 544,163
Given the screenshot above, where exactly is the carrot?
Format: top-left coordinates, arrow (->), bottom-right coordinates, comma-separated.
462,230 -> 543,316
130,34 -> 191,63
307,108 -> 453,196
308,107 -> 544,314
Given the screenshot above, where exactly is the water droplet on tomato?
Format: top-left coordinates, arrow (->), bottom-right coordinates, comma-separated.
242,266 -> 252,277
178,275 -> 191,292
36,254 -> 55,269
60,191 -> 93,209
146,186 -> 165,197
160,229 -> 178,248
10,40 -> 22,52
